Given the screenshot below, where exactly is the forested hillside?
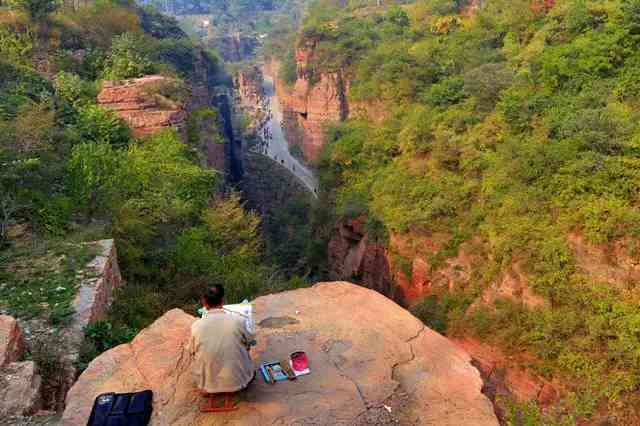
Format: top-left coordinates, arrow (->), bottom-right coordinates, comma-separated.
269,0 -> 640,423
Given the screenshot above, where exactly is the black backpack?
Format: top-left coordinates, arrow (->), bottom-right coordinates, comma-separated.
87,390 -> 153,426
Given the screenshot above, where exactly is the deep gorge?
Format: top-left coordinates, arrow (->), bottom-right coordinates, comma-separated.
3,0 -> 640,425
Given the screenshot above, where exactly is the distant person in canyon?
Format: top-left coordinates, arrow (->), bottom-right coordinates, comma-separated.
187,285 -> 255,411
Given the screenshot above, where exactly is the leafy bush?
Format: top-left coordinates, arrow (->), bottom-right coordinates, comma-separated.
0,61 -> 52,119
56,1 -> 141,49
8,0 -> 57,22
280,50 -> 298,85
34,194 -> 74,236
79,319 -> 135,369
54,71 -> 96,111
143,78 -> 190,106
29,333 -> 67,408
0,26 -> 33,67
172,194 -> 268,304
75,104 -> 132,147
152,37 -> 196,76
66,141 -> 121,222
422,76 -> 466,107
102,32 -> 155,80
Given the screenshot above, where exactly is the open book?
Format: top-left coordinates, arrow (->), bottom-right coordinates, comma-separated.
198,300 -> 255,334
223,301 -> 255,334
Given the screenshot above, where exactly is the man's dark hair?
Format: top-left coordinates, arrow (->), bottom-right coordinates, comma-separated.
203,285 -> 224,307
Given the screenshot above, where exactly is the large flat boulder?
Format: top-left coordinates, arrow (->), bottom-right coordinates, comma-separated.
62,282 -> 498,425
97,76 -> 186,138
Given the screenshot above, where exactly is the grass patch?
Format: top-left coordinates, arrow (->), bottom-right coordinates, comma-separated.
0,241 -> 99,325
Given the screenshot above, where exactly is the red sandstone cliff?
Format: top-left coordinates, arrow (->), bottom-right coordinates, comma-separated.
97,75 -> 187,139
215,32 -> 258,63
271,41 -> 349,164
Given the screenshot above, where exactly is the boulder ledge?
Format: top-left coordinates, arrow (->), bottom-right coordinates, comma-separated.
62,282 -> 498,425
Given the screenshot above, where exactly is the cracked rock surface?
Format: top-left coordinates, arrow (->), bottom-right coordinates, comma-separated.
62,282 -> 498,426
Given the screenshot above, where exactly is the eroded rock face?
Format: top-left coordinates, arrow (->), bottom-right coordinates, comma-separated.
97,75 -> 187,138
0,315 -> 25,367
452,337 -> 560,413
328,218 -> 399,303
272,44 -> 349,164
62,282 -> 498,426
215,32 -> 259,63
329,218 -> 640,413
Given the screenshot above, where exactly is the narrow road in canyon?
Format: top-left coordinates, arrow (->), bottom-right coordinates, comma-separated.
259,68 -> 319,196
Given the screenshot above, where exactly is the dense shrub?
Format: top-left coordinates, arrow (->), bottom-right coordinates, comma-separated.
75,104 -> 132,147
0,25 -> 33,67
102,32 -> 155,80
56,1 -> 141,49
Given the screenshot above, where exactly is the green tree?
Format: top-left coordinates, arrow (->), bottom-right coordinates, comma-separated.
103,32 -> 155,80
8,0 -> 57,22
173,194 -> 269,304
53,72 -> 95,110
75,104 -> 132,147
66,141 -> 120,223
111,130 -> 217,277
0,27 -> 33,68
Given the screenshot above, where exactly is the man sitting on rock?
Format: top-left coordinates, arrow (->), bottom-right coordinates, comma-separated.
187,285 -> 255,411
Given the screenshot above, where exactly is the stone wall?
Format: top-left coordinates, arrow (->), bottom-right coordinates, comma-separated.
0,239 -> 123,419
59,239 -> 122,409
65,239 -> 122,351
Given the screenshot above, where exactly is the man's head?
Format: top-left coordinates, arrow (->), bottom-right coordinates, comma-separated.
202,284 -> 224,309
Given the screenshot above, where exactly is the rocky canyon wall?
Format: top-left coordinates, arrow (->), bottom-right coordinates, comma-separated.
271,42 -> 349,164
327,218 -> 562,414
189,47 -> 226,173
214,32 -> 259,63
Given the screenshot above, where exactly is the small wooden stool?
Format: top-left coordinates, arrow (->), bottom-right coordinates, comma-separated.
201,392 -> 238,413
